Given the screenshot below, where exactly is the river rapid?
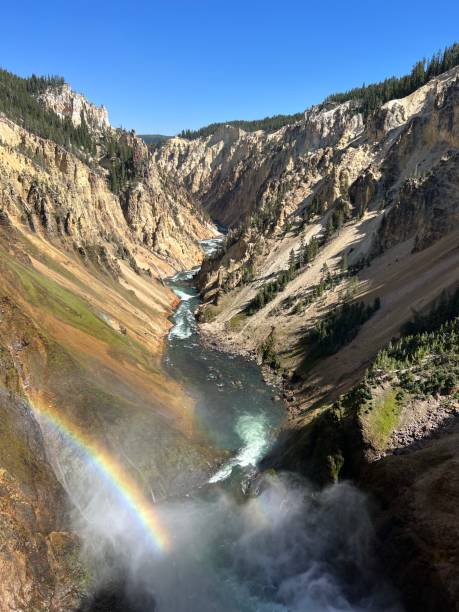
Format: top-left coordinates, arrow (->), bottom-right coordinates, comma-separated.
165,237 -> 285,484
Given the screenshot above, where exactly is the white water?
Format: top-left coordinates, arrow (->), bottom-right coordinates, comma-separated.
168,300 -> 197,339
110,475 -> 403,612
209,413 -> 270,482
199,236 -> 224,257
168,270 -> 200,339
168,241 -> 273,481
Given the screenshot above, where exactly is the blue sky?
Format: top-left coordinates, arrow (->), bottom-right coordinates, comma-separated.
2,0 -> 458,134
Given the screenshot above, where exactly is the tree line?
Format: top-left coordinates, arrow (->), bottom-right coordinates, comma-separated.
178,112 -> 304,140
178,42 -> 459,141
309,298 -> 381,358
247,236 -> 320,314
348,286 -> 459,405
326,43 -> 459,115
0,66 -> 147,197
102,134 -> 143,195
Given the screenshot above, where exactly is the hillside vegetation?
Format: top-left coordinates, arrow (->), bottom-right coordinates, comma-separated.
178,112 -> 305,139
326,43 -> 459,114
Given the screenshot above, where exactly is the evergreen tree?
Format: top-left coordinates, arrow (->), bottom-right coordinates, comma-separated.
179,111 -> 304,140
296,236 -> 305,268
180,44 -> 459,141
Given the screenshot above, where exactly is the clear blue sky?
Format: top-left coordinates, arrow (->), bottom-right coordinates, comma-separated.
2,0 -> 458,134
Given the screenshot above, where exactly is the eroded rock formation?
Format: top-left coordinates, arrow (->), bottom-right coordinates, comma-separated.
38,84 -> 110,134
0,84 -> 216,609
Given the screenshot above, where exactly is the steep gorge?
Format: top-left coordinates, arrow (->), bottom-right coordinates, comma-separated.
0,58 -> 458,611
155,65 -> 459,400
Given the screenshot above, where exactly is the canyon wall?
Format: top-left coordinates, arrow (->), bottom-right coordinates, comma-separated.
38,83 -> 110,133
154,66 -> 459,612
0,86 -> 216,609
154,65 -> 459,394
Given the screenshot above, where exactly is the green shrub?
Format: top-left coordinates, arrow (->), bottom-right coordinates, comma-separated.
308,298 -> 381,357
259,330 -> 280,369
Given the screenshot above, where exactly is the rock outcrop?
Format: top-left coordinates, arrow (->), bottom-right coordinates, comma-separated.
0,56 -> 458,612
0,113 -> 214,270
153,66 -> 459,385
0,298 -> 87,611
38,84 -> 110,133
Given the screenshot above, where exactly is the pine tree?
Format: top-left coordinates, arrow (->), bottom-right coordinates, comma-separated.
296,237 -> 305,268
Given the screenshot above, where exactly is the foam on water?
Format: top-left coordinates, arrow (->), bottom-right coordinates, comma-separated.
80,231 -> 402,612
209,414 -> 269,483
172,287 -> 196,302
168,272 -> 199,339
169,301 -> 197,339
199,236 -> 224,257
168,235 -> 276,481
168,233 -> 224,341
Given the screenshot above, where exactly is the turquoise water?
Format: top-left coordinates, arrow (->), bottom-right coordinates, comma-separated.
165,262 -> 284,480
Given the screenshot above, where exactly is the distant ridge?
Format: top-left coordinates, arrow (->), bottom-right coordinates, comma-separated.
140,134 -> 171,146
176,42 -> 459,140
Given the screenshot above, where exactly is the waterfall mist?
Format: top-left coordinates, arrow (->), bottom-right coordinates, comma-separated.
73,470 -> 402,612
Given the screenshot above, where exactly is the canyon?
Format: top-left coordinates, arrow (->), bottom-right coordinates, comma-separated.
0,56 -> 457,611
0,80 -> 217,609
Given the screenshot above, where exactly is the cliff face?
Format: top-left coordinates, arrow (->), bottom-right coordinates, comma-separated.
38,84 -> 110,133
0,299 -> 86,611
156,65 -> 458,243
153,66 -> 459,395
0,114 -> 214,271
115,130 -> 214,265
0,59 -> 458,610
153,99 -> 365,227
0,86 -> 217,608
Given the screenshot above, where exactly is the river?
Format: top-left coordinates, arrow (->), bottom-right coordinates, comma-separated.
165,237 -> 285,485
82,237 -> 402,611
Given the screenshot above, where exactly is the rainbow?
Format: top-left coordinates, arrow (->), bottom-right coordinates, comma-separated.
29,396 -> 169,552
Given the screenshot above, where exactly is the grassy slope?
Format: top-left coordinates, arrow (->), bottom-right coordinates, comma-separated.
0,225 -> 218,500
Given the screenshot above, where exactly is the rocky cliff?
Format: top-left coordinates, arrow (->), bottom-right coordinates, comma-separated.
0,299 -> 86,611
1,57 -> 458,611
153,98 -> 365,227
0,112 -> 214,271
38,84 -> 110,133
153,65 -> 459,391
